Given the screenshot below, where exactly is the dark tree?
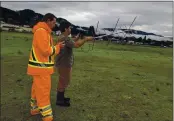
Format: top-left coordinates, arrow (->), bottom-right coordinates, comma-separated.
137,37 -> 143,43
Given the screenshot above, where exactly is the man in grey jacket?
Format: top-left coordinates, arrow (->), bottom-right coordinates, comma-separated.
55,21 -> 93,107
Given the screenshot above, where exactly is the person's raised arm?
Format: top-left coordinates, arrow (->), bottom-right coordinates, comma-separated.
73,36 -> 94,48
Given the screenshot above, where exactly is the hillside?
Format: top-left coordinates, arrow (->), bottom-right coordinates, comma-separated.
0,7 -> 72,30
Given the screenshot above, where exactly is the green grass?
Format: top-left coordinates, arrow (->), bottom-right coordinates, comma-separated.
1,31 -> 173,121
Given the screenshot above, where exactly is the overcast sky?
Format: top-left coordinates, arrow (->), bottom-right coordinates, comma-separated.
1,2 -> 173,36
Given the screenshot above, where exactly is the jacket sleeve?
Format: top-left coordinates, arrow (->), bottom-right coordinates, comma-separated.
34,29 -> 61,57
65,37 -> 75,48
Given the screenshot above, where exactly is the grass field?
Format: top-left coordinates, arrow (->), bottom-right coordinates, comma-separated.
1,31 -> 173,121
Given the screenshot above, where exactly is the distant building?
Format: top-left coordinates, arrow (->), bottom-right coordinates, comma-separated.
0,21 -> 32,33
127,40 -> 134,44
23,25 -> 30,28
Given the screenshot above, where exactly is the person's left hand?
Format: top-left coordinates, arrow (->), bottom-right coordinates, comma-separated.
75,33 -> 80,39
58,41 -> 65,48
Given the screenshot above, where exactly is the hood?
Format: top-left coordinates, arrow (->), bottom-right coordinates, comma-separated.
32,22 -> 52,34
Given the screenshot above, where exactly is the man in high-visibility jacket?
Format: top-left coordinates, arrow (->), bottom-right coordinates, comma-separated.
27,13 -> 64,121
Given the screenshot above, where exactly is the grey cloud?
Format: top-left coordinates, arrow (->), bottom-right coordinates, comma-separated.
1,1 -> 173,36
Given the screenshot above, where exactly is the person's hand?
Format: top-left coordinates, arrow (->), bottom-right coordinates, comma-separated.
76,33 -> 80,39
74,33 -> 80,41
57,41 -> 65,48
85,36 -> 94,41
57,36 -> 66,43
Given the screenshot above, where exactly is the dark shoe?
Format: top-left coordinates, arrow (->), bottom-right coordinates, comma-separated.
56,100 -> 70,107
56,91 -> 70,106
64,97 -> 70,102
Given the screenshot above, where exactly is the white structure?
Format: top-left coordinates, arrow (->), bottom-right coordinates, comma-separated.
95,27 -> 173,42
0,21 -> 32,32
